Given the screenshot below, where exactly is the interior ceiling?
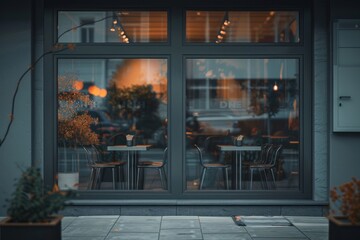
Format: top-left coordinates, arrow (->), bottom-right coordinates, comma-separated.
118,10 -> 297,42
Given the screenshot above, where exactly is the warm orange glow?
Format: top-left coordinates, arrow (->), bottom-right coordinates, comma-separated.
99,89 -> 107,98
88,85 -> 101,96
73,80 -> 84,91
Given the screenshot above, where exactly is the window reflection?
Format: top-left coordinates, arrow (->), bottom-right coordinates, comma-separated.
57,59 -> 168,191
186,11 -> 299,43
185,58 -> 300,191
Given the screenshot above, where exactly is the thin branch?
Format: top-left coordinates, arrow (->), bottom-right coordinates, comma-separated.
0,47 -> 68,147
0,13 -> 114,148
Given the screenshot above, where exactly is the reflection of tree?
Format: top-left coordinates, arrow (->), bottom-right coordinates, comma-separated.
249,81 -> 280,117
247,80 -> 281,136
107,82 -> 162,140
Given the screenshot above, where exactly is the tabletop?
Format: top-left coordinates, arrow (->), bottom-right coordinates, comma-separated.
217,145 -> 262,151
107,144 -> 152,151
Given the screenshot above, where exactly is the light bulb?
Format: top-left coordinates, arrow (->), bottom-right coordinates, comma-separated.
110,27 -> 115,32
273,82 -> 278,91
220,30 -> 226,35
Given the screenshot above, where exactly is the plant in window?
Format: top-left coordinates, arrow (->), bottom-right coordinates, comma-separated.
57,73 -> 99,146
57,74 -> 99,190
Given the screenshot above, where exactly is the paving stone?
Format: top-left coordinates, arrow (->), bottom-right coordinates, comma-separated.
62,217 -> 77,230
245,226 -> 307,238
105,232 -> 159,240
302,231 -> 329,240
161,219 -> 200,229
160,229 -> 202,240
203,233 -> 252,240
68,216 -> 118,228
59,215 -> 329,240
285,216 -> 328,224
200,222 -> 247,233
241,215 -> 293,226
63,226 -> 112,237
117,216 -> 161,224
111,222 -> 160,233
199,216 -> 234,223
163,216 -> 199,220
63,237 -> 105,240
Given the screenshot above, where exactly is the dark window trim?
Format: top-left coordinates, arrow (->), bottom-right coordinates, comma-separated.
43,1 -> 312,201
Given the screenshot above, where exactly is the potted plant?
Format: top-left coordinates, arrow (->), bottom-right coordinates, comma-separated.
0,167 -> 71,240
328,177 -> 360,240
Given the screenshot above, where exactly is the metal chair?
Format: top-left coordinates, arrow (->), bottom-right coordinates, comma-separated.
136,147 -> 168,190
194,144 -> 230,190
83,144 -> 126,190
247,144 -> 283,190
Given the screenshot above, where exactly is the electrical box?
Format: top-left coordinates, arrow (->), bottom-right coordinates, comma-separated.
333,19 -> 360,132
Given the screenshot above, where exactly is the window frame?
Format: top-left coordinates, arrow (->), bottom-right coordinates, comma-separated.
43,1 -> 312,201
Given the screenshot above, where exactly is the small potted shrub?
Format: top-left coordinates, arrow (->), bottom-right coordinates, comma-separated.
328,177 -> 360,240
0,167 -> 71,240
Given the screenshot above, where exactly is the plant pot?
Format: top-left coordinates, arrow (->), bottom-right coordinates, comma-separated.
328,215 -> 360,240
58,172 -> 79,190
0,215 -> 62,240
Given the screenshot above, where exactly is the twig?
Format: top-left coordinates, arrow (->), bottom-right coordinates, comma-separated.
0,14 -> 114,148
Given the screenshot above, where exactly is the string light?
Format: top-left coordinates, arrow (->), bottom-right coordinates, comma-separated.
273,82 -> 278,91
215,11 -> 230,43
109,12 -> 130,44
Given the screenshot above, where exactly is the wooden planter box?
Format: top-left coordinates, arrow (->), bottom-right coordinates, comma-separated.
328,215 -> 360,240
0,216 -> 62,240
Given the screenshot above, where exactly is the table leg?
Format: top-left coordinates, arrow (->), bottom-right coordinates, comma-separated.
239,151 -> 242,190
127,150 -> 130,190
235,151 -> 238,190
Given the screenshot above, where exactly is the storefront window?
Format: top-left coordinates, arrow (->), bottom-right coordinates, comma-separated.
58,11 -> 168,43
57,58 -> 168,191
185,58 -> 300,191
186,11 -> 299,43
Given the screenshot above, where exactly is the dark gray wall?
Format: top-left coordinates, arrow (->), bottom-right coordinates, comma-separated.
329,0 -> 360,190
0,1 -> 32,215
313,0 -> 330,202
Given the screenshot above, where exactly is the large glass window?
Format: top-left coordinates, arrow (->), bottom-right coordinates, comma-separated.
57,58 -> 168,191
48,5 -> 309,199
185,58 -> 300,191
186,11 -> 299,43
58,11 -> 168,43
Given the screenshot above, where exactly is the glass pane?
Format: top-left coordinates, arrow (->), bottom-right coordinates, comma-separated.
58,11 -> 168,43
57,58 -> 168,191
186,11 -> 299,43
185,58 -> 300,191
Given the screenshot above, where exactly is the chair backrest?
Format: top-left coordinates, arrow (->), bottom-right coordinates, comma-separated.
194,144 -> 205,167
260,143 -> 274,164
162,147 -> 168,166
107,133 -> 127,161
203,135 -> 233,163
268,144 -> 283,166
82,145 -> 101,165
